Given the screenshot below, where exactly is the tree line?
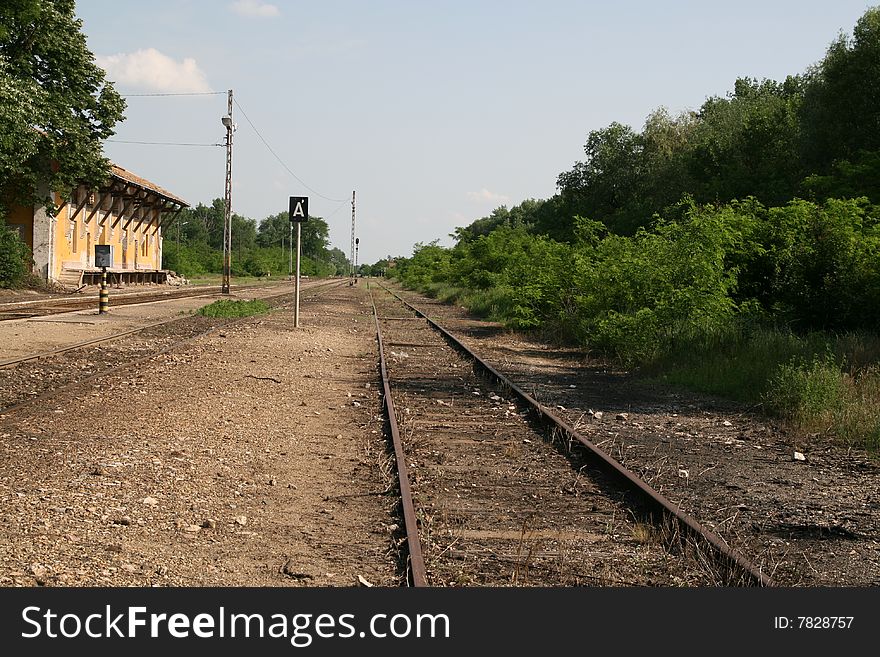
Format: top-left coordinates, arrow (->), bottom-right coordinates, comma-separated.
395,7 -> 880,354
162,199 -> 351,279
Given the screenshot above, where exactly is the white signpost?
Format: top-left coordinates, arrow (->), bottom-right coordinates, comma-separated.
289,196 -> 309,327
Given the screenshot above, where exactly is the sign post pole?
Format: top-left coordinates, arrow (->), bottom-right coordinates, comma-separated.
288,196 -> 309,329
294,221 -> 302,327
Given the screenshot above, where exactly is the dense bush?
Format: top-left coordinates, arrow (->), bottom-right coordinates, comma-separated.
0,219 -> 31,287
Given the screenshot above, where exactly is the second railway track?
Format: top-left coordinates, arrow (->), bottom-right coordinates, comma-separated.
0,281 -> 288,322
371,283 -> 772,587
0,279 -> 343,416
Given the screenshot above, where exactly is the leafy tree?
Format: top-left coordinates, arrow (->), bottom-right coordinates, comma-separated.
326,247 -> 349,274
452,206 -> 511,243
232,213 -> 257,259
557,122 -> 644,234
639,108 -> 698,212
396,240 -> 451,289
688,77 -> 804,207
801,7 -> 880,171
802,151 -> 880,204
0,0 -> 125,215
759,198 -> 880,330
256,211 -> 331,259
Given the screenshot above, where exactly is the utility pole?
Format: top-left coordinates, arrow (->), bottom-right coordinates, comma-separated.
175,218 -> 187,267
221,89 -> 234,294
349,190 -> 356,286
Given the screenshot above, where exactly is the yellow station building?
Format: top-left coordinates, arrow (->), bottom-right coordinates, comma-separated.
6,164 -> 188,287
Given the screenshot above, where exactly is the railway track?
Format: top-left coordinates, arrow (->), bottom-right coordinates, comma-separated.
0,279 -> 343,417
370,283 -> 773,587
0,281 -> 287,322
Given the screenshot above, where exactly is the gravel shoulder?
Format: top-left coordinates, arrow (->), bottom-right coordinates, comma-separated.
0,283 -> 401,587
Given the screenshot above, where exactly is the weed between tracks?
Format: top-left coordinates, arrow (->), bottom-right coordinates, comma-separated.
533,408 -> 763,585
197,299 -> 270,318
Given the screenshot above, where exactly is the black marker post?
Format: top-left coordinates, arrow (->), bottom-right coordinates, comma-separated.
94,245 -> 112,314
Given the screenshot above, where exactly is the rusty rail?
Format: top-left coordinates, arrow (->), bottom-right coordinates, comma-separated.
0,281 -> 293,322
368,286 -> 429,587
378,283 -> 774,587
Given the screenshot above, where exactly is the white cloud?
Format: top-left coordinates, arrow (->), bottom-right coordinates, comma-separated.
230,0 -> 280,17
467,188 -> 509,204
97,48 -> 211,93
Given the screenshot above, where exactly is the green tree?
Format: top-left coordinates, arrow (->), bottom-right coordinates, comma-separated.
326,247 -> 349,274
688,77 -> 804,207
0,0 -> 125,215
801,8 -> 880,171
256,211 -> 331,259
232,213 -> 257,259
556,122 -> 644,234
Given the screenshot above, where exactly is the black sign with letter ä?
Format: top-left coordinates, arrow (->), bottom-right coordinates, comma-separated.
289,196 -> 309,223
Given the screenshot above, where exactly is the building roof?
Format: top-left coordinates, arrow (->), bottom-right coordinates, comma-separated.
110,164 -> 189,208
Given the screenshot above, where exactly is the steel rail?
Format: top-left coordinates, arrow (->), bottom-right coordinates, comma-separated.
378,283 -> 775,587
0,280 -> 343,417
368,285 -> 429,587
0,319 -> 181,369
0,284 -> 296,322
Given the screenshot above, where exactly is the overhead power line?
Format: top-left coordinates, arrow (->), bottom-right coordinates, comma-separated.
120,91 -> 226,97
107,139 -> 223,147
109,91 -> 349,205
233,98 -> 349,203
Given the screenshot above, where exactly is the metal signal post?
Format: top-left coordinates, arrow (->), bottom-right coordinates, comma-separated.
221,89 -> 234,294
349,190 -> 356,285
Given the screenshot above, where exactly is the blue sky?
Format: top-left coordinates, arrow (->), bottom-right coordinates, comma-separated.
77,0 -> 875,264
